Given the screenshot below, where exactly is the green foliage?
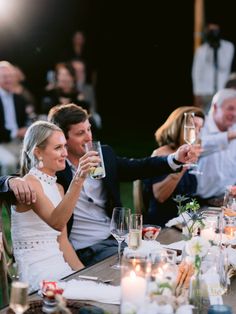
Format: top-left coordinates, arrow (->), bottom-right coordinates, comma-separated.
173,195 -> 205,236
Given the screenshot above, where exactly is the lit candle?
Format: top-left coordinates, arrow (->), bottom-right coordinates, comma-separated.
121,271 -> 147,307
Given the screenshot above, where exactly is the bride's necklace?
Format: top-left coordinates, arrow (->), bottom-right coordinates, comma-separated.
29,167 -> 57,185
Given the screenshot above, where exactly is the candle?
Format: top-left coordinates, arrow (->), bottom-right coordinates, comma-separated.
121,271 -> 147,307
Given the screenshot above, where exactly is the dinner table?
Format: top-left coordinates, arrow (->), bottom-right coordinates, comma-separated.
1,227 -> 236,314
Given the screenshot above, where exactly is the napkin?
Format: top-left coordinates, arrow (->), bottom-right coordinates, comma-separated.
59,279 -> 120,304
165,212 -> 190,228
226,246 -> 236,266
123,240 -> 162,257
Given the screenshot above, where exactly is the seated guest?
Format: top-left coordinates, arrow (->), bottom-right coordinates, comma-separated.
197,88 -> 236,203
71,60 -> 102,130
11,65 -> 37,122
0,61 -> 30,175
41,62 -> 90,115
11,120 -> 99,292
144,106 -> 204,227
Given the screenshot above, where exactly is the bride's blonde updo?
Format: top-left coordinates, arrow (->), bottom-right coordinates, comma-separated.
20,121 -> 62,176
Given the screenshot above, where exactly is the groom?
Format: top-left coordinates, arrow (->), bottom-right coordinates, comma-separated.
1,103 -> 199,266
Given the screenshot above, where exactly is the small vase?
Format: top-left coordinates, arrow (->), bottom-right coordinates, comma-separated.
182,227 -> 193,241
189,272 -> 204,314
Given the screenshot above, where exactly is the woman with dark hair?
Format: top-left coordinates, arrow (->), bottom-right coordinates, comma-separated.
144,106 -> 205,227
41,62 -> 90,115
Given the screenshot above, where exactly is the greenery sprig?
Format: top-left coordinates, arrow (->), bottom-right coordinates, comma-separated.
173,195 -> 205,237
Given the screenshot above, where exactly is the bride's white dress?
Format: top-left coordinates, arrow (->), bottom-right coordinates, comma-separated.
11,167 -> 74,292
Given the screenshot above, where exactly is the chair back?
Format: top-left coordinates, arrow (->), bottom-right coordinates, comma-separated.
133,179 -> 145,214
0,200 -> 14,308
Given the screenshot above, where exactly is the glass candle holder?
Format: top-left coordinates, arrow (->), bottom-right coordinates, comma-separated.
120,254 -> 149,314
224,216 -> 236,239
201,210 -> 223,244
208,304 -> 232,314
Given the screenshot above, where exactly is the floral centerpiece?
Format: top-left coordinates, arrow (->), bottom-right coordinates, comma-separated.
185,236 -> 210,313
173,195 -> 205,239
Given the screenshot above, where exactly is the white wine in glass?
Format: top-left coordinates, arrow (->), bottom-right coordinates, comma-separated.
184,112 -> 196,145
183,112 -> 203,175
110,207 -> 130,269
10,281 -> 29,314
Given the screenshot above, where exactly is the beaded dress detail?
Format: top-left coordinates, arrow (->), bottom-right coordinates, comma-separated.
11,167 -> 73,293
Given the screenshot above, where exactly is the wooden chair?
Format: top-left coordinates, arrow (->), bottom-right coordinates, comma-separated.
133,179 -> 145,214
0,200 -> 14,308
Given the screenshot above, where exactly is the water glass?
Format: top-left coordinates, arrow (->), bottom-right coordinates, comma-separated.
84,141 -> 106,179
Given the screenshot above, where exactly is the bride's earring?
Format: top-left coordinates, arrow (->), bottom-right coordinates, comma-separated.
38,157 -> 44,169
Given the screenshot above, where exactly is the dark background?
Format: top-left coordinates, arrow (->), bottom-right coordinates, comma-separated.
0,0 -> 236,141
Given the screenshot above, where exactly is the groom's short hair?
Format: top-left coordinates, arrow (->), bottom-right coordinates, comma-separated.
48,103 -> 89,138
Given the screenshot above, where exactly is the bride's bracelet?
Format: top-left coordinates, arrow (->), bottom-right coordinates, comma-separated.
74,168 -> 87,181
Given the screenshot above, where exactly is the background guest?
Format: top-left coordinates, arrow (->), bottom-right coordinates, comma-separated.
0,61 -> 30,175
197,88 -> 236,203
192,23 -> 234,114
41,62 -> 90,116
144,106 -> 204,227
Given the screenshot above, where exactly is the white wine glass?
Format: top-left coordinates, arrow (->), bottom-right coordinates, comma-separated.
110,207 -> 130,269
10,281 -> 29,314
183,112 -> 203,175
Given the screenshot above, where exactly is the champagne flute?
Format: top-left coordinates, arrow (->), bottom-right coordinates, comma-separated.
110,207 -> 130,269
183,112 -> 203,175
10,281 -> 29,314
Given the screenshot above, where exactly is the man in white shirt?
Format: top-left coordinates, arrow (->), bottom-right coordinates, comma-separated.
0,61 -> 29,175
192,23 -> 234,114
197,88 -> 236,202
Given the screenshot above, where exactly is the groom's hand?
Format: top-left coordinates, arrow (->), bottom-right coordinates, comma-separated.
8,177 -> 36,205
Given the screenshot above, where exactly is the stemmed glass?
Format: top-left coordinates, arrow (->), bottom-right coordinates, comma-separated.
110,207 -> 130,269
183,112 -> 203,175
9,281 -> 29,314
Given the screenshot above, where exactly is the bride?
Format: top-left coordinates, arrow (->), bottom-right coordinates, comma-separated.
11,120 -> 100,292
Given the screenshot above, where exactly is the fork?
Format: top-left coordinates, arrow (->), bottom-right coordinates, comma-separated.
77,275 -> 113,284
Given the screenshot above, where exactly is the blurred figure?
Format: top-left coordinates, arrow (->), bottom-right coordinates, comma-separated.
197,88 -> 236,203
11,65 -> 37,124
72,31 -> 86,60
41,62 -> 90,116
144,106 -> 204,227
192,23 -> 234,114
225,72 -> 236,89
0,61 -> 29,175
71,60 -> 102,129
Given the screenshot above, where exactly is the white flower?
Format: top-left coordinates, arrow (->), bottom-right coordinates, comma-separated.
185,236 -> 210,258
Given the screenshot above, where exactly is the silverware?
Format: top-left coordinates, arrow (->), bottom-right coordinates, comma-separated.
77,275 -> 113,284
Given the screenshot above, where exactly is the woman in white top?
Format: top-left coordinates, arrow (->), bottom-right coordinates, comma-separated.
11,120 -> 100,292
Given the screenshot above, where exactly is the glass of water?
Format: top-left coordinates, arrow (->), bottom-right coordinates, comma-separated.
85,141 -> 106,179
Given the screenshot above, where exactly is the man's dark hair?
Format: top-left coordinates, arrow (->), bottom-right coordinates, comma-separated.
48,103 -> 89,138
